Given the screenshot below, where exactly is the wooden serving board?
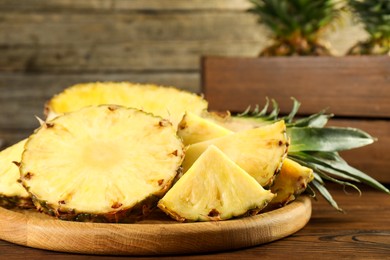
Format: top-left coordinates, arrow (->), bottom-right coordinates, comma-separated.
0,196 -> 311,255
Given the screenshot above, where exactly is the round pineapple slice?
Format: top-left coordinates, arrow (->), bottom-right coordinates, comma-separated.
20,105 -> 184,223
45,82 -> 208,127
0,139 -> 33,209
158,145 -> 275,222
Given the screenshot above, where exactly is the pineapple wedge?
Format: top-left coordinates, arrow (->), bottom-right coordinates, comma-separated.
0,139 -> 33,209
45,82 -> 208,127
20,105 -> 184,223
182,120 -> 289,187
268,158 -> 314,208
158,145 -> 274,222
177,112 -> 233,145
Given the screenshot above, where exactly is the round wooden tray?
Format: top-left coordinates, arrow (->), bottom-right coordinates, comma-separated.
0,196 -> 311,255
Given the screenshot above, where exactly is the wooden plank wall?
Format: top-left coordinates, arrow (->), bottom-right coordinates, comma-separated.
0,0 -> 366,145
0,0 -> 259,145
202,56 -> 390,183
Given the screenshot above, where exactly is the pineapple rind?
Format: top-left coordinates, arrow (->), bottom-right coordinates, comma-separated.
45,82 -> 208,127
0,195 -> 34,209
268,158 -> 314,209
0,139 -> 33,209
21,105 -> 184,223
158,146 -> 275,222
31,193 -> 160,223
182,121 -> 289,187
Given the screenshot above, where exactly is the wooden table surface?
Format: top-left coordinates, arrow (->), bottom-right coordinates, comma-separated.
0,183 -> 389,260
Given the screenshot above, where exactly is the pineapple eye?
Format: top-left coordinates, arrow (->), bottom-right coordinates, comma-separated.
24,172 -> 34,180
208,209 -> 220,218
45,122 -> 54,128
111,202 -> 122,209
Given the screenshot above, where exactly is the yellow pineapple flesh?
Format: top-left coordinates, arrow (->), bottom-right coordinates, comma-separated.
20,105 -> 184,222
0,139 -> 33,209
268,158 -> 314,208
204,111 -> 270,132
45,82 -> 208,128
177,112 -> 233,146
182,121 -> 289,187
158,145 -> 274,222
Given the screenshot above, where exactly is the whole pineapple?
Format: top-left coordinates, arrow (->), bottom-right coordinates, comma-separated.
348,0 -> 390,55
248,0 -> 340,56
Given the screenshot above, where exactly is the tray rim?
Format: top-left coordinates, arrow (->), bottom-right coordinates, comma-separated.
0,196 -> 312,256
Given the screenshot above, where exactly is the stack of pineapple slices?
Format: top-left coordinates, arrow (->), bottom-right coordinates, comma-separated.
0,82 -> 314,223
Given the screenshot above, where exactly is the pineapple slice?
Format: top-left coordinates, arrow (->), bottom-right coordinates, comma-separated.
158,145 -> 274,222
268,158 -> 314,208
45,82 -> 208,127
0,139 -> 33,209
177,112 -> 233,145
20,105 -> 184,223
182,121 -> 289,187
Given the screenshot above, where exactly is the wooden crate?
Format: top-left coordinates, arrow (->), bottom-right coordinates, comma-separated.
201,56 -> 390,183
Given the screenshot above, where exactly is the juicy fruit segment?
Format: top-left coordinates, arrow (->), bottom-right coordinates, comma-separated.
268,158 -> 314,208
20,105 -> 184,223
0,139 -> 33,209
177,112 -> 233,145
182,121 -> 289,187
158,145 -> 274,222
45,82 -> 208,127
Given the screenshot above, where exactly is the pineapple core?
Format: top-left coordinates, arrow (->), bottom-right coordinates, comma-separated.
158,145 -> 274,222
20,105 -> 184,222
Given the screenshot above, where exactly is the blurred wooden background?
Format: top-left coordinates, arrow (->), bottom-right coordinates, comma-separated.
0,0 -> 367,145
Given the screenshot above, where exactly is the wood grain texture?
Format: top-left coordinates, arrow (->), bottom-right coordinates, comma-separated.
0,185 -> 388,259
202,56 -> 390,118
0,197 -> 311,255
0,12 -> 265,73
0,0 -> 252,11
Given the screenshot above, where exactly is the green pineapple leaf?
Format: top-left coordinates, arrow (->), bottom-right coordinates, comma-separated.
310,179 -> 343,211
290,154 -> 360,182
287,127 -> 375,152
282,97 -> 301,123
290,151 -> 389,194
292,110 -> 333,127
